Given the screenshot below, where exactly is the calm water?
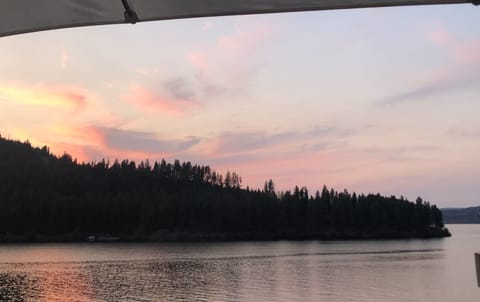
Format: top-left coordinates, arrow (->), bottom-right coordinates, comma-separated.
0,225 -> 479,301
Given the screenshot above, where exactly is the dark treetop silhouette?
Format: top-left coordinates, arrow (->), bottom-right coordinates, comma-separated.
0,135 -> 449,242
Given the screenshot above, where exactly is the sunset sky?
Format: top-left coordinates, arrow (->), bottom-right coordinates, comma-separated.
1,4 -> 479,207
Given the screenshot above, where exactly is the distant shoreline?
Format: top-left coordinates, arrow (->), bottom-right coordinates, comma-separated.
441,207 -> 480,224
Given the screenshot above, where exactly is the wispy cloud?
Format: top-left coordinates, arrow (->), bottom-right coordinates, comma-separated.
133,67 -> 159,76
377,29 -> 480,106
210,126 -> 354,155
60,47 -> 70,69
357,144 -> 444,163
97,127 -> 200,154
163,77 -> 195,100
378,73 -> 478,106
123,84 -> 200,116
187,20 -> 274,99
216,23 -> 272,55
446,127 -> 480,139
201,21 -> 214,32
0,82 -> 87,112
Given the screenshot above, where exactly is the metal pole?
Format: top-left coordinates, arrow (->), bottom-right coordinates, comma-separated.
121,0 -> 139,24
475,253 -> 480,287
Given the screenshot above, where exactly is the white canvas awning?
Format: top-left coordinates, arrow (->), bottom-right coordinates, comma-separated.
0,0 -> 478,37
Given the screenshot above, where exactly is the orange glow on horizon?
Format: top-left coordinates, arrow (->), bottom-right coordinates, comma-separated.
0,83 -> 87,111
53,126 -> 105,146
48,126 -> 174,164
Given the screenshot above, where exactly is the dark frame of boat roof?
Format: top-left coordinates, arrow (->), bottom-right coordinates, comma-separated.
0,0 -> 478,38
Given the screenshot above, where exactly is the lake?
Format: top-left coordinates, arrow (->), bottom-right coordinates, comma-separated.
0,224 -> 479,301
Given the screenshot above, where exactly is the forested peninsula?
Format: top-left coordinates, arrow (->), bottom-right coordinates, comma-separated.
0,136 -> 450,242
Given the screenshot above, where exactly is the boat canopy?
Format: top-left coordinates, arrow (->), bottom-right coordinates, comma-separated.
0,0 -> 478,37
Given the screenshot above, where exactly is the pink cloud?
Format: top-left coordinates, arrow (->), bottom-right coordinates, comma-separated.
203,150 -> 346,192
208,142 -> 442,194
123,84 -> 200,116
428,29 -> 480,63
186,21 -> 274,98
428,29 -> 450,45
217,23 -> 272,55
187,52 -> 211,75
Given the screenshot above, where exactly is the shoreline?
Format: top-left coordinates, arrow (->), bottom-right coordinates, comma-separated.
0,227 -> 451,243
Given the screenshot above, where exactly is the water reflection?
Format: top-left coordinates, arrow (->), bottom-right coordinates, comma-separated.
0,271 -> 37,301
0,228 -> 479,302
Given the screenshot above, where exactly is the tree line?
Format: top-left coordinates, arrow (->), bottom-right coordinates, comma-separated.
0,136 -> 449,241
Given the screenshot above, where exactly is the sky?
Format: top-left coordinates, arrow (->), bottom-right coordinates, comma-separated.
0,4 -> 479,207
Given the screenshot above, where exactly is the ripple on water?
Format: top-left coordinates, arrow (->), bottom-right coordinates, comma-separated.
0,233 -> 479,302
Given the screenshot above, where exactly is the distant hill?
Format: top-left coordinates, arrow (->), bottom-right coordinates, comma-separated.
441,206 -> 480,224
